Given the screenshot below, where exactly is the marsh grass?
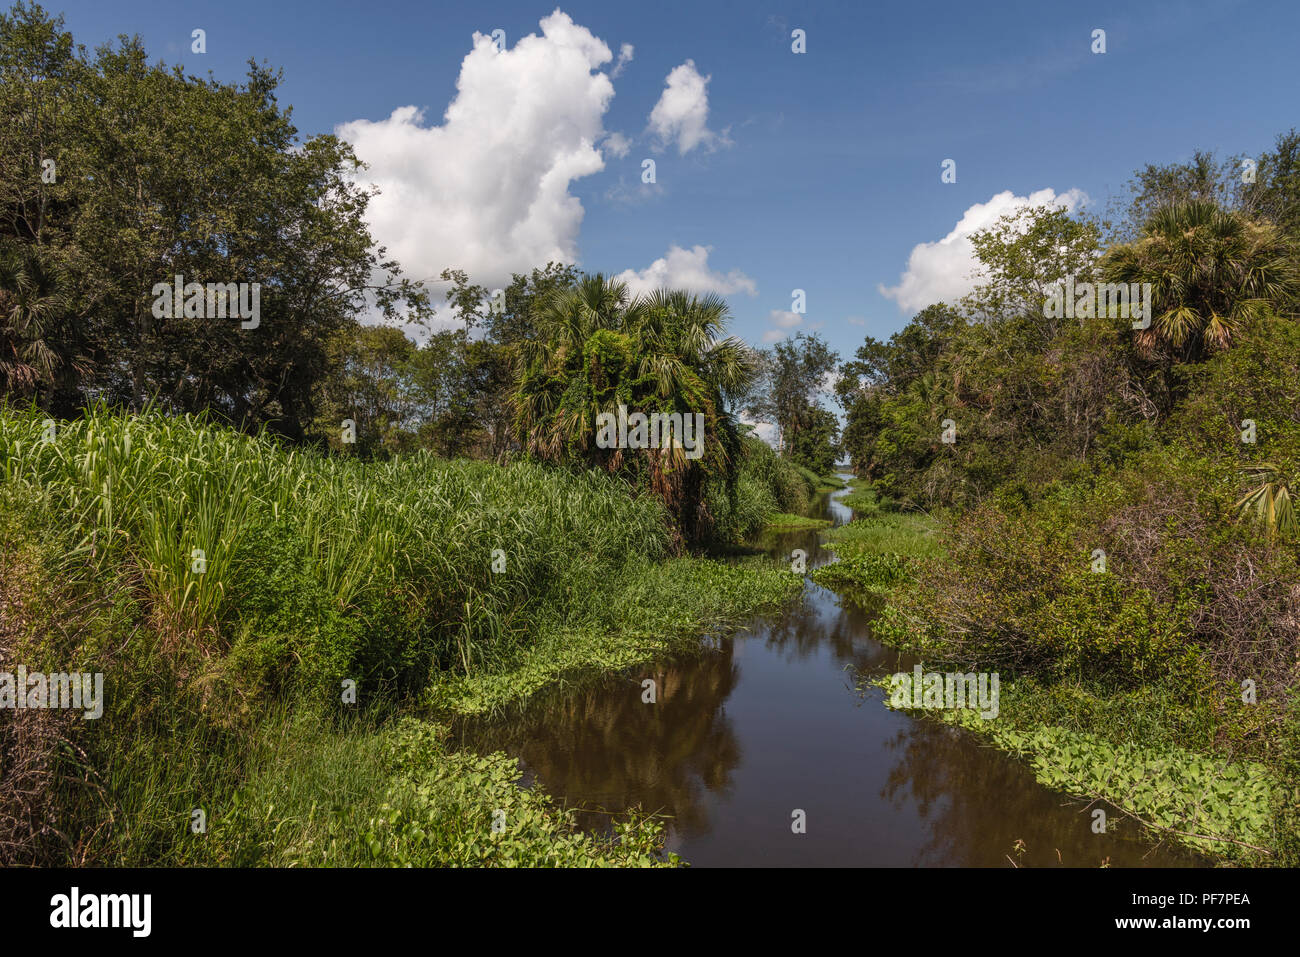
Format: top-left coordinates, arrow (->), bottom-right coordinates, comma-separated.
2,404 -> 671,683
763,512 -> 832,531
824,513 -> 942,561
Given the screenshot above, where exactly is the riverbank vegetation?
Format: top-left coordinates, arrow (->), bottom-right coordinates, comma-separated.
0,405 -> 807,865
763,513 -> 833,531
0,4 -> 845,866
831,137 -> 1300,864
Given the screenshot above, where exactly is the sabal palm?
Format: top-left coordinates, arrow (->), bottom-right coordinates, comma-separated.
1100,200 -> 1299,359
633,290 -> 757,501
511,276 -> 757,537
516,274 -> 638,370
907,370 -> 939,408
1234,464 -> 1297,541
636,289 -> 756,407
513,277 -> 756,459
513,275 -> 638,459
0,244 -> 69,396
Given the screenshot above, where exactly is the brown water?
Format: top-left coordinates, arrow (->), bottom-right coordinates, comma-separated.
457,480 -> 1204,867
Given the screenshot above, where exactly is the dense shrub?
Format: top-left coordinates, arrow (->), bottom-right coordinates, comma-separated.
878,448 -> 1300,711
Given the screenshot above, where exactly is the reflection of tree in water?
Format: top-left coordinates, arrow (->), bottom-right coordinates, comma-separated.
459,645 -> 742,836
878,718 -> 1202,867
755,515 -> 908,676
753,578 -> 902,680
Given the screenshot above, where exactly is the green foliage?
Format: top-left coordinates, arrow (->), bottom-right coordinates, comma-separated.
1100,201 -> 1300,361
1234,464 -> 1297,541
703,434 -> 815,543
943,707 -> 1276,864
788,406 -> 840,475
747,332 -> 839,465
763,512 -> 831,531
830,179 -> 1300,861
809,507 -> 939,603
1172,310 -> 1300,462
428,554 -> 802,716
364,721 -> 676,867
847,450 -> 1300,861
839,481 -> 885,515
0,404 -> 674,685
811,550 -> 911,592
824,513 -> 941,561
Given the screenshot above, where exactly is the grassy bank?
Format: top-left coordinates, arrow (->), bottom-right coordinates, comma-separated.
813,482 -> 1297,866
763,513 -> 832,531
0,406 -> 805,866
809,485 -> 940,601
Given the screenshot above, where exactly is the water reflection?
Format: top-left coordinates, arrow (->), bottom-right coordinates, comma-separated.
456,480 -> 1204,866
469,646 -> 744,836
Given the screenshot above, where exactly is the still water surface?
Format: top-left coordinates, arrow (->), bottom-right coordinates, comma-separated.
457,480 -> 1202,867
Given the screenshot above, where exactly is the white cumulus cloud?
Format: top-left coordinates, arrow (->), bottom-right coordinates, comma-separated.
648,60 -> 729,155
613,244 -> 756,298
878,187 -> 1089,314
760,309 -> 802,343
336,10 -> 621,308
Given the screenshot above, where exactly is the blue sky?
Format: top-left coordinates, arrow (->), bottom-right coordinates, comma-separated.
46,0 -> 1300,372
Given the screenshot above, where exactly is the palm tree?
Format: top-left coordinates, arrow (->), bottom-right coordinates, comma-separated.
512,275 -> 639,461
1100,200 -> 1300,360
636,289 -> 754,400
511,276 -> 758,540
516,274 -> 638,370
1234,464 -> 1297,541
0,244 -> 70,397
634,290 -> 757,536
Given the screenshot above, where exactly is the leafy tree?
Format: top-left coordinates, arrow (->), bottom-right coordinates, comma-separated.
789,405 -> 840,475
841,206 -> 1138,502
965,205 -> 1102,329
439,263 -> 580,458
747,332 -> 838,455
311,323 -> 421,457
1248,129 -> 1300,244
0,2 -> 431,436
1120,150 -> 1244,238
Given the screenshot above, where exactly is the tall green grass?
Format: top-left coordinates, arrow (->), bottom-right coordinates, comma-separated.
705,436 -> 815,542
1,404 -> 670,689
824,513 -> 942,561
